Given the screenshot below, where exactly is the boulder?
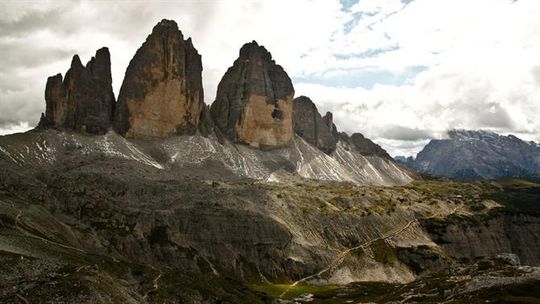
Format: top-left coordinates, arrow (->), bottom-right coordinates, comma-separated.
210,41 -> 294,148
114,19 -> 206,138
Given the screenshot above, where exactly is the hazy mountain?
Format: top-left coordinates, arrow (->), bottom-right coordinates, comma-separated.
399,130 -> 540,179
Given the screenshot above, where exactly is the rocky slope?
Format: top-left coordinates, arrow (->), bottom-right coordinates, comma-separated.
400,129 -> 540,179
39,47 -> 115,134
114,20 -> 206,138
210,41 -> 294,148
1,136 -> 539,302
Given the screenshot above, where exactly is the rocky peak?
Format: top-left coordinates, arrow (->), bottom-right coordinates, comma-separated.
293,96 -> 338,154
339,132 -> 393,159
114,19 -> 206,138
86,47 -> 113,90
210,41 -> 294,148
323,111 -> 338,138
239,40 -> 273,62
40,47 -> 115,134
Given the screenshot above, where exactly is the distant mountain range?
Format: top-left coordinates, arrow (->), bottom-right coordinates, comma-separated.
396,130 -> 540,179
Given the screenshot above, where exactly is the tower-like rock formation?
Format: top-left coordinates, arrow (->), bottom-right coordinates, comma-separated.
210,41 -> 294,148
293,96 -> 338,154
114,19 -> 205,138
40,47 -> 115,134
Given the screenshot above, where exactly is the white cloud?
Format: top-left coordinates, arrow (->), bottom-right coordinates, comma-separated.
0,121 -> 32,136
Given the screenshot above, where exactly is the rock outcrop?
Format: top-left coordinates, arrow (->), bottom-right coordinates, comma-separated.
210,41 -> 294,148
293,96 -> 338,154
40,47 -> 115,134
339,132 -> 392,159
114,19 -> 206,138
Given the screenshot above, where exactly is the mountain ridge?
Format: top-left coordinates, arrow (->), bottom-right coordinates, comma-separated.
397,129 -> 540,179
27,18 -> 411,186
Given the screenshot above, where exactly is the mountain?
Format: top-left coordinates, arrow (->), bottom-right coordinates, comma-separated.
402,130 -> 540,179
114,19 -> 207,138
1,20 -> 540,303
210,41 -> 295,148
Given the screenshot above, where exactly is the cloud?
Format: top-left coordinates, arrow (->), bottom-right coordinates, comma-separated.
0,122 -> 32,136
379,125 -> 432,141
373,138 -> 431,157
0,41 -> 75,72
532,65 -> 540,86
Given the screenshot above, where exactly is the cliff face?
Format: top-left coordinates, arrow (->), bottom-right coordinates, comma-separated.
114,19 -> 206,138
293,96 -> 338,154
210,41 -> 294,148
422,213 -> 540,266
40,48 -> 115,134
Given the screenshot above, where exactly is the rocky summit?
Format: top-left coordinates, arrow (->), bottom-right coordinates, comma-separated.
40,47 -> 115,134
114,19 -> 206,138
210,41 -> 294,148
339,132 -> 393,160
400,129 -> 540,179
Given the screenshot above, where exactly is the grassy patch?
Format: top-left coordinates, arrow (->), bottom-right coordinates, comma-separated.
483,179 -> 540,214
248,284 -> 339,300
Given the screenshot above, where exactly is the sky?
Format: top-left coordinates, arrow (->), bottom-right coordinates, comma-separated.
1,0 -> 539,156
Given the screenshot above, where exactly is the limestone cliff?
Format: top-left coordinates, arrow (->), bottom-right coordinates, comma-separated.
210,41 -> 294,148
40,47 -> 115,134
293,95 -> 338,154
114,19 -> 206,138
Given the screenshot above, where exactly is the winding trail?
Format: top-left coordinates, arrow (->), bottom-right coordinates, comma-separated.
142,272 -> 162,300
12,209 -> 88,254
279,201 -> 465,299
280,219 -> 418,298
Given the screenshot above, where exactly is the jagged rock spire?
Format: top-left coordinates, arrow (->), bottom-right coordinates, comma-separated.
114,19 -> 207,138
210,41 -> 294,148
40,47 -> 115,134
293,96 -> 338,154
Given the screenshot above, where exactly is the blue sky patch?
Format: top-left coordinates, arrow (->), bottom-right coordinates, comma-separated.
293,65 -> 428,89
333,44 -> 400,60
340,0 -> 359,12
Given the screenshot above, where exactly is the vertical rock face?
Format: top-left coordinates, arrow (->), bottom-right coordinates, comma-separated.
114,19 -> 205,138
293,96 -> 338,154
41,48 -> 115,134
210,41 -> 294,148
